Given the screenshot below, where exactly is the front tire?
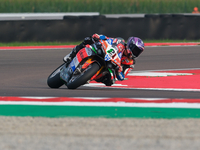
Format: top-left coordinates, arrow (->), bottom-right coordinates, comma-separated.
47,63 -> 65,88
67,62 -> 100,89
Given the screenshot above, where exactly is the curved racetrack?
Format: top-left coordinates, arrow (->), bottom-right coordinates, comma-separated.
0,46 -> 200,150
1,46 -> 200,98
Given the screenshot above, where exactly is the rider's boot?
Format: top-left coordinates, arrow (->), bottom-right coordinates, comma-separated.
64,42 -> 85,66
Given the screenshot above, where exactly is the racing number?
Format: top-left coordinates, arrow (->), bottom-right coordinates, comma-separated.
107,49 -> 116,58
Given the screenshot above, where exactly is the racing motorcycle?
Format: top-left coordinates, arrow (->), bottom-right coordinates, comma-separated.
47,39 -> 132,89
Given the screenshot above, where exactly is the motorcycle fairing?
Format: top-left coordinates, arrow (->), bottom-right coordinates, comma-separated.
100,40 -> 122,69
70,47 -> 96,72
60,47 -> 96,83
106,38 -> 113,45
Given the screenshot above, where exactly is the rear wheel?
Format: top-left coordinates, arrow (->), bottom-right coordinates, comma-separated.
67,62 -> 100,89
47,63 -> 65,88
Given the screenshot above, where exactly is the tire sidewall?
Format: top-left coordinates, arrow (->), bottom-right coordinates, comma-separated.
67,62 -> 100,89
47,63 -> 65,88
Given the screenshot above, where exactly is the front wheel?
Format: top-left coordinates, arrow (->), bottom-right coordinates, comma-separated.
67,62 -> 100,89
47,63 -> 65,88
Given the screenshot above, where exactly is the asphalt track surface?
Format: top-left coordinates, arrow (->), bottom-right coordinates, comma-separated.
1,46 -> 200,150
1,46 -> 200,98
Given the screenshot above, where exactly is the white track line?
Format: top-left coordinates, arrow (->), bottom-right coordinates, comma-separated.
1,101 -> 200,108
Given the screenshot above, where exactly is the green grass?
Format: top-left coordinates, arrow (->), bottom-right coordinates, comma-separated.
0,41 -> 80,46
0,39 -> 200,47
0,0 -> 200,14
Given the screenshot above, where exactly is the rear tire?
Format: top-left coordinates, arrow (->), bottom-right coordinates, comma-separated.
67,62 -> 100,89
47,63 -> 65,88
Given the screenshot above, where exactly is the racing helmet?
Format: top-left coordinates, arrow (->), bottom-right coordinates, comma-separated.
127,37 -> 144,57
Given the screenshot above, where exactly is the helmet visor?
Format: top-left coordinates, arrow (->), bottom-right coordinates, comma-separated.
128,43 -> 142,57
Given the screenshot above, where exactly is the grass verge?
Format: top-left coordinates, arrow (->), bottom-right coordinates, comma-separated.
0,41 -> 80,46
0,0 -> 199,14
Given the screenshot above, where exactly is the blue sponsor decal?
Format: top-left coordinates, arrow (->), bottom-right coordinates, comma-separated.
105,54 -> 111,61
106,39 -> 113,45
118,52 -> 122,59
70,60 -> 76,72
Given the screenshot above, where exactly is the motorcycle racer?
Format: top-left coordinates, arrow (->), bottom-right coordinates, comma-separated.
64,33 -> 144,86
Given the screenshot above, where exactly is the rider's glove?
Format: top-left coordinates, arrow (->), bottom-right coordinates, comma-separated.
115,65 -> 124,81
92,34 -> 100,41
116,72 -> 125,81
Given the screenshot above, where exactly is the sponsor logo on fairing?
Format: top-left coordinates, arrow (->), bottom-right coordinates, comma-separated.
118,52 -> 122,59
105,54 -> 111,61
107,39 -> 113,45
85,47 -> 93,56
70,61 -> 76,72
70,56 -> 79,71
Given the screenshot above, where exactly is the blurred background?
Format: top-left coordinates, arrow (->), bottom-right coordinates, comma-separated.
0,0 -> 200,43
0,0 -> 199,14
